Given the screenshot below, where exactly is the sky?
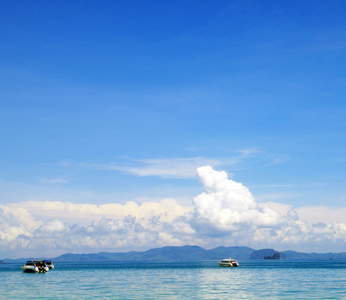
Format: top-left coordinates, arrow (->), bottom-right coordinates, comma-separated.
0,0 -> 345,258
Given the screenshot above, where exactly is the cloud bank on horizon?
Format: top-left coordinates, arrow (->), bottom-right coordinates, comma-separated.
1,166 -> 345,258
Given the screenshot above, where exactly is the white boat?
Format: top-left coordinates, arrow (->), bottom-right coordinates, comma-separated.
218,258 -> 239,267
21,261 -> 39,273
43,260 -> 54,269
33,260 -> 49,272
21,260 -> 49,273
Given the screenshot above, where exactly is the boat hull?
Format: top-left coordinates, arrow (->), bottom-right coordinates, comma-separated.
21,266 -> 39,273
218,262 -> 239,267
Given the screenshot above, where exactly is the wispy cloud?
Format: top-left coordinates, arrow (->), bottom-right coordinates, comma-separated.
108,157 -> 221,178
269,154 -> 290,165
83,149 -> 261,179
41,178 -> 68,184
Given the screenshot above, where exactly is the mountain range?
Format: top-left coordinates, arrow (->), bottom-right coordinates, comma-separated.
4,245 -> 346,263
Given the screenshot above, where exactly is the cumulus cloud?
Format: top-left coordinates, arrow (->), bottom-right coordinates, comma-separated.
188,167 -> 346,251
12,198 -> 191,227
0,205 -> 42,241
38,219 -> 67,233
0,199 -> 196,257
1,166 -> 346,258
188,166 -> 282,235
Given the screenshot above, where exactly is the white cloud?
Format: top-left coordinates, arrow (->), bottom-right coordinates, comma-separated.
84,150 -> 260,179
295,206 -> 346,224
119,157 -> 221,178
11,198 -> 192,228
188,166 -> 282,235
38,219 -> 67,233
189,167 -> 346,250
258,202 -> 292,216
1,166 -> 346,257
0,205 -> 41,242
89,157 -> 221,178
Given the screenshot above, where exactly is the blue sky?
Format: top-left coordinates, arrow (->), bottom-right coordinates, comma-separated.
0,0 -> 345,258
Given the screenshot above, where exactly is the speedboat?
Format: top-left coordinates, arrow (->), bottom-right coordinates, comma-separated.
218,258 -> 239,267
21,261 -> 39,273
21,260 -> 49,273
33,260 -> 49,272
43,260 -> 54,269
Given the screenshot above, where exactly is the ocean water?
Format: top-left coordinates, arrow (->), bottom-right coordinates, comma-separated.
1,260 -> 346,299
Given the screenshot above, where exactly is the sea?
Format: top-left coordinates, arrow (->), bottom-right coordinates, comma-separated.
1,260 -> 345,299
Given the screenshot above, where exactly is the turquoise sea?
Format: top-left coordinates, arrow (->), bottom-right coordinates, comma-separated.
1,260 -> 345,299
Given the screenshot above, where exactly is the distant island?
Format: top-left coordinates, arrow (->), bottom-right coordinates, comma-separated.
264,253 -> 283,260
250,249 -> 287,260
2,245 -> 346,263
